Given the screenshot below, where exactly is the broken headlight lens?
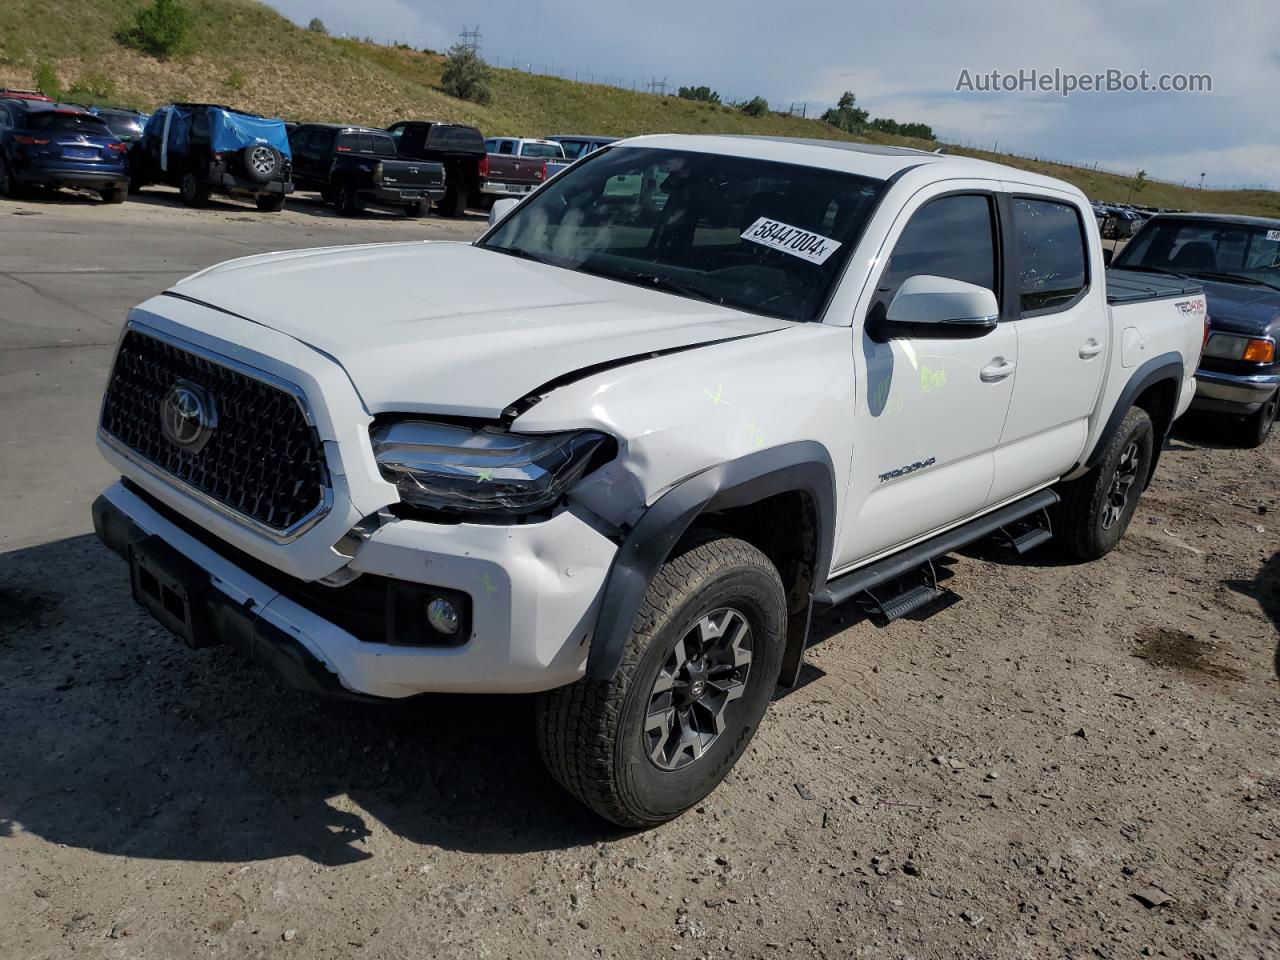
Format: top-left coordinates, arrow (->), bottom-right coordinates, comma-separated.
371,420 -> 609,517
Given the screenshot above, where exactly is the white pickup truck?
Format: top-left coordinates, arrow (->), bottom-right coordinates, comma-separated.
92,135 -> 1205,827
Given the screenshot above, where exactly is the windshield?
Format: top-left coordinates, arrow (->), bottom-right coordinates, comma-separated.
1116,218 -> 1280,290
479,147 -> 885,322
27,112 -> 111,134
520,142 -> 564,159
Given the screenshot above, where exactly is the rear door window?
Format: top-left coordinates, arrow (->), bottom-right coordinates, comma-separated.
1011,198 -> 1089,313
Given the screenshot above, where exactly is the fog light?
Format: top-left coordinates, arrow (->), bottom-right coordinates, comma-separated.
426,597 -> 459,636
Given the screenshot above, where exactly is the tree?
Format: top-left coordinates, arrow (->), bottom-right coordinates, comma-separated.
307,17 -> 328,34
1127,169 -> 1148,203
738,95 -> 769,117
677,85 -> 720,104
440,42 -> 493,105
117,0 -> 190,59
33,62 -> 62,101
821,91 -> 868,134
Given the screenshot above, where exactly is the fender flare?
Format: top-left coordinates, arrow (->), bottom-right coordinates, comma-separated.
585,441 -> 837,681
1081,350 -> 1184,483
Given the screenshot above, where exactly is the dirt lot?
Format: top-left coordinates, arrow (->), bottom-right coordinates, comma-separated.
1,189 -> 1278,960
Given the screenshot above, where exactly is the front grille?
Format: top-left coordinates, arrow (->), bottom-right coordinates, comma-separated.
100,328 -> 328,533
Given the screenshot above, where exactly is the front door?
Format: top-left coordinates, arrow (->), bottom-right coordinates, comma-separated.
835,185 -> 1018,569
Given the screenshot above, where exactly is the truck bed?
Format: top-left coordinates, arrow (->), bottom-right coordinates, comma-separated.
1106,268 -> 1202,305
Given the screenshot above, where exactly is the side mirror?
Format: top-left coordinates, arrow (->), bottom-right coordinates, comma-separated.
869,274 -> 1000,340
488,197 -> 519,226
1102,247 -> 1114,267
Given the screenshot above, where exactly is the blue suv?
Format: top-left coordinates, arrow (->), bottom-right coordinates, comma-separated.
0,99 -> 130,202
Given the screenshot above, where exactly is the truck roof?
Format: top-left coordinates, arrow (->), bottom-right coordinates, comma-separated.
613,134 -> 1081,195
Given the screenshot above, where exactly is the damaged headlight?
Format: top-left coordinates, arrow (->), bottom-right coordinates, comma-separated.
371,420 -> 609,517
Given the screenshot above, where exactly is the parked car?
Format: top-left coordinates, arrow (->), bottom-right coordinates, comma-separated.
386,120 -> 485,217
91,135 -> 1205,828
0,87 -> 53,103
544,133 -> 617,178
0,100 -> 129,202
479,136 -> 563,203
547,134 -> 618,160
1112,212 -> 1280,445
82,106 -> 147,145
289,123 -> 446,217
130,103 -> 293,211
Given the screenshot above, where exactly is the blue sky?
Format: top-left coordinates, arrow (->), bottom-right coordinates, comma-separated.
266,0 -> 1279,190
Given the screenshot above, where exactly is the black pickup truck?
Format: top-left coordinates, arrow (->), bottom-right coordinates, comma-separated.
289,124 -> 446,217
386,120 -> 485,217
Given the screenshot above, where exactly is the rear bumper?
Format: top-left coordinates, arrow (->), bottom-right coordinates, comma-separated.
1192,368 -> 1280,414
215,172 -> 293,196
366,184 -> 446,206
480,180 -> 538,197
15,165 -> 128,191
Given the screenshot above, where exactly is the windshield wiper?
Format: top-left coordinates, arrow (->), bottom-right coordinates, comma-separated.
580,263 -> 726,307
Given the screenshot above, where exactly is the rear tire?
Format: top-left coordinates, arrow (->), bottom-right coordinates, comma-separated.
0,157 -> 23,198
536,533 -> 786,827
255,193 -> 285,212
179,171 -> 208,208
1056,406 -> 1154,561
101,186 -> 127,204
437,183 -> 467,218
335,183 -> 363,216
1240,389 -> 1278,448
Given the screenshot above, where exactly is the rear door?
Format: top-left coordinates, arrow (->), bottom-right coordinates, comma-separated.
987,189 -> 1105,504
836,183 -> 1019,567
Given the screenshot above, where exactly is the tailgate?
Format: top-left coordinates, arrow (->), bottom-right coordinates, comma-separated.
486,155 -> 542,185
380,158 -> 444,189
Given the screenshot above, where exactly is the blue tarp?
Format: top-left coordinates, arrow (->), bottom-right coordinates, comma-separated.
209,109 -> 290,158
143,105 -> 290,160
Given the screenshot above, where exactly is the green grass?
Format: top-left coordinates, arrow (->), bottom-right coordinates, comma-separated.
2,0 -> 1276,217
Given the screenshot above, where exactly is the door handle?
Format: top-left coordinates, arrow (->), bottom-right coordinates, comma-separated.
980,357 -> 1016,382
1079,338 -> 1103,359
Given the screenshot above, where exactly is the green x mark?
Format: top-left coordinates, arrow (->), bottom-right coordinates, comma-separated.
703,384 -> 729,405
476,468 -> 494,482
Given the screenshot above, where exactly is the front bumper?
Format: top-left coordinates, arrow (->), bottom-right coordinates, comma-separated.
1192,368 -> 1280,415
92,480 -> 615,698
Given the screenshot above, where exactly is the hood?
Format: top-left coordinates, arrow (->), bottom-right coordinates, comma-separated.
171,242 -> 790,417
1198,278 -> 1280,337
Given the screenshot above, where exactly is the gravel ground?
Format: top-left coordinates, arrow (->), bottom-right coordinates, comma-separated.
0,188 -> 1277,960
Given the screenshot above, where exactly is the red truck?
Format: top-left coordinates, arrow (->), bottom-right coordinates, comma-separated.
479,137 -> 565,206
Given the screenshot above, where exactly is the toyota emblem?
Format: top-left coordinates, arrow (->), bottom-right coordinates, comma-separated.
160,379 -> 216,453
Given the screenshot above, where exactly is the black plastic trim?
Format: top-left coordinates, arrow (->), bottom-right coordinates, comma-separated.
585,441 -> 836,681
1080,350 -> 1184,481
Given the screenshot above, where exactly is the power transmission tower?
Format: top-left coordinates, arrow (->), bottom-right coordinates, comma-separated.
646,76 -> 668,96
459,26 -> 481,53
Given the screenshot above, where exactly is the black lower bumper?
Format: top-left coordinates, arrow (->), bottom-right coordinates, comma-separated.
18,169 -> 128,192
91,493 -> 373,699
368,185 -> 446,206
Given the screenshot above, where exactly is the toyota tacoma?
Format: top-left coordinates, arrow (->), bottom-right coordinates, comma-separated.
92,135 -> 1206,826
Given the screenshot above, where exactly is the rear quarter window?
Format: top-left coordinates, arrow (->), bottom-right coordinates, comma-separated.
427,125 -> 484,152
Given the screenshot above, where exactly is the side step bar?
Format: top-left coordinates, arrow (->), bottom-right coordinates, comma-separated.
815,488 -> 1059,610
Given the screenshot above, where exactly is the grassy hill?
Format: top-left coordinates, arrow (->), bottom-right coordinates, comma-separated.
3,0 -> 1277,217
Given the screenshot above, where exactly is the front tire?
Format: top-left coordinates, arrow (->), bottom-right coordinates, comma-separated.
1240,389 -> 1278,448
537,533 -> 786,827
404,200 -> 424,217
1057,406 -> 1154,561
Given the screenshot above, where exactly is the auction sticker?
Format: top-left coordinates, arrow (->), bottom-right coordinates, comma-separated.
1267,229 -> 1280,241
742,217 -> 842,265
